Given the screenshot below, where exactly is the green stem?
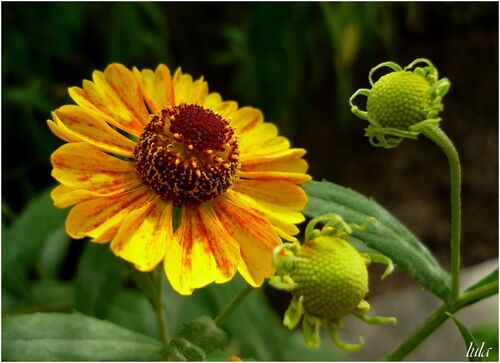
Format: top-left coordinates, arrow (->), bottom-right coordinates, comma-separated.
152,270 -> 170,347
383,281 -> 498,361
421,124 -> 462,302
214,284 -> 254,326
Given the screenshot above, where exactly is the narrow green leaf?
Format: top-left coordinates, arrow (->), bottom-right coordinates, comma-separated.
303,180 -> 451,300
2,312 -> 163,361
2,189 -> 67,294
466,268 -> 499,292
75,244 -> 124,319
446,313 -> 482,361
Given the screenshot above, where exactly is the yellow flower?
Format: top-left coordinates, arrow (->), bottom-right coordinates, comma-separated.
47,64 -> 311,295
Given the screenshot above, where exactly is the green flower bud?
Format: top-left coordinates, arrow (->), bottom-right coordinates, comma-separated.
293,235 -> 368,320
350,58 -> 451,148
269,213 -> 396,352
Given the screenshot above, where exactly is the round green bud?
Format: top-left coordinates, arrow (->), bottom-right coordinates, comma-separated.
367,71 -> 431,129
291,236 -> 368,320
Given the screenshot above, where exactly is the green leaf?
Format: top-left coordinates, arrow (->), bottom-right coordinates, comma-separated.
3,280 -> 74,315
2,312 -> 163,361
466,268 -> 499,292
37,225 -> 71,279
2,189 -> 67,295
107,290 -> 160,339
303,180 -> 451,300
164,316 -> 227,361
162,277 -> 346,361
75,243 -> 125,319
446,313 -> 482,361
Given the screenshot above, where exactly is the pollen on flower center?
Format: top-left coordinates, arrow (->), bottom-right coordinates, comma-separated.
134,104 -> 239,207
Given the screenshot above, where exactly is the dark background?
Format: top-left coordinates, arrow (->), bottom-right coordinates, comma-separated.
3,2 -> 498,290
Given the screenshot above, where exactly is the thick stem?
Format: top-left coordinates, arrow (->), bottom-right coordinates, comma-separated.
214,284 -> 254,326
383,281 -> 498,361
421,124 -> 462,302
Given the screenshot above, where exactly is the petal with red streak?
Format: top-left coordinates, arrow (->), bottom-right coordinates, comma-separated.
212,195 -> 281,287
111,197 -> 172,271
66,186 -> 152,242
51,105 -> 136,157
240,148 -> 308,174
50,143 -> 141,197
164,206 -> 239,295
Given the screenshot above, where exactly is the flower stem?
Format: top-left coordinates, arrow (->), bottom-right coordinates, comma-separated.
421,124 -> 462,302
383,280 -> 498,361
152,269 -> 170,347
214,284 -> 254,326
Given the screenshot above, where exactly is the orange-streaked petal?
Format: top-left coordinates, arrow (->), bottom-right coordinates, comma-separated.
68,65 -> 148,137
172,68 -> 209,106
47,120 -> 81,143
212,194 -> 281,287
111,197 -> 172,271
164,206 -> 239,295
66,186 -> 152,242
238,170 -> 312,184
51,143 -> 141,193
102,64 -> 149,125
228,190 -> 303,242
230,106 -> 263,135
51,184 -> 134,209
134,64 -> 174,113
240,148 -> 308,174
232,179 -> 308,211
51,105 -> 136,157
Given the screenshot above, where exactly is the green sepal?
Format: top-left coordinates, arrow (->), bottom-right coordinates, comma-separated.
353,311 -> 397,326
283,295 -> 304,329
163,316 -> 227,361
326,319 -> 364,352
302,314 -> 321,349
362,252 -> 394,280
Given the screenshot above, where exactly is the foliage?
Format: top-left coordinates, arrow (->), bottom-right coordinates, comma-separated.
2,2 -> 498,362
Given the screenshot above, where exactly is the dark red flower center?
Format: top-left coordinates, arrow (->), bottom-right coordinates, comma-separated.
134,104 -> 239,207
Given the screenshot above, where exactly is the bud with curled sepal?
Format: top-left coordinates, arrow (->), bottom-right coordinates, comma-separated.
350,58 -> 451,148
269,213 -> 396,352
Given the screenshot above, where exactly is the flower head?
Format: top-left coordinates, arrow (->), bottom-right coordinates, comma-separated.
269,214 -> 396,352
48,64 -> 311,295
349,58 -> 451,148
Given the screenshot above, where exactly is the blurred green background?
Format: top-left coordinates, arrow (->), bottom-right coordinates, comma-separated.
2,2 -> 498,360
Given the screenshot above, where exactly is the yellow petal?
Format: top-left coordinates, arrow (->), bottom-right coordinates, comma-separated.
52,105 -> 136,157
212,194 -> 281,287
230,106 -> 263,134
238,123 -> 291,155
134,64 -> 174,113
47,120 -> 81,143
68,64 -> 148,137
240,148 -> 308,174
164,206 -> 239,295
103,63 -> 149,125
66,186 -> 152,242
111,197 -> 172,271
232,179 -> 308,211
50,143 -> 141,194
172,68 -> 209,106
238,170 -> 312,184
51,185 -> 131,208
227,190 -> 303,242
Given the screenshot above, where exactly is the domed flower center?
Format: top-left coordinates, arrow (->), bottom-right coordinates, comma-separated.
134,104 -> 239,207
